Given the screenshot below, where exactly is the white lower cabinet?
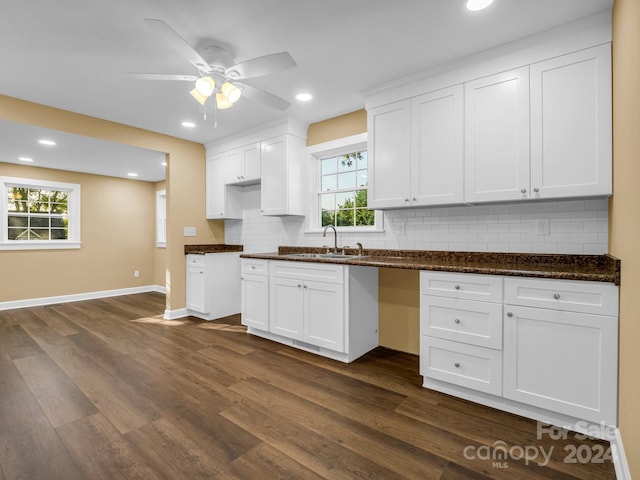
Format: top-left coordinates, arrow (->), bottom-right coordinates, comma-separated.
420,271 -> 619,432
503,277 -> 619,426
240,258 -> 269,331
241,259 -> 378,363
186,253 -> 241,320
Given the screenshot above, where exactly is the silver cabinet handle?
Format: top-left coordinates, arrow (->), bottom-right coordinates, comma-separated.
297,284 -> 302,288
303,285 -> 308,289
412,197 -> 417,202
454,285 -> 461,290
251,266 -> 256,269
553,293 -> 560,300
533,187 -> 539,193
521,188 -> 527,194
454,363 -> 460,368
507,312 -> 513,317
404,198 -> 410,202
454,318 -> 461,324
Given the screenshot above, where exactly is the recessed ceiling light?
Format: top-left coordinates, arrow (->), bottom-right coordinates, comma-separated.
296,93 -> 313,102
127,172 -> 138,177
181,121 -> 196,128
18,157 -> 33,162
38,139 -> 56,146
466,0 -> 493,11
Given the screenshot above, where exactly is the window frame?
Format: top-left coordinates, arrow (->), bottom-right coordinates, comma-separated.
0,176 -> 81,250
156,189 -> 166,248
306,133 -> 383,233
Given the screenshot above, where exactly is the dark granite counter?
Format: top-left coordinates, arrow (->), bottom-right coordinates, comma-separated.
184,244 -> 243,254
240,246 -> 620,285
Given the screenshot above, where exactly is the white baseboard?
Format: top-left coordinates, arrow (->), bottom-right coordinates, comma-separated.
164,308 -> 189,320
610,428 -> 632,480
0,285 -> 166,311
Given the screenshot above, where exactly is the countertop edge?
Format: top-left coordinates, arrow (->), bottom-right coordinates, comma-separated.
240,250 -> 620,285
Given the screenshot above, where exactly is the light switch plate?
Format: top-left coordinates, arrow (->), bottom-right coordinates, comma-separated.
535,219 -> 550,235
184,226 -> 196,237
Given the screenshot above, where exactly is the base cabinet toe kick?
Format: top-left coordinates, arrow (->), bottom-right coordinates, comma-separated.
240,259 -> 379,363
420,271 -> 619,439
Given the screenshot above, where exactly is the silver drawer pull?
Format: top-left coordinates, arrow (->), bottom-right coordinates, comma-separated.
553,293 -> 560,300
454,318 -> 461,324
251,266 -> 256,269
297,284 -> 302,288
454,362 -> 460,368
454,285 -> 461,290
507,312 -> 513,317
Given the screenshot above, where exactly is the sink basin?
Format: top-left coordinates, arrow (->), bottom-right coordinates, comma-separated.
284,253 -> 368,260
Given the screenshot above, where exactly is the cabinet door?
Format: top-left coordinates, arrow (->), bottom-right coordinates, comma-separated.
261,135 -> 288,216
241,273 -> 269,330
206,154 -> 242,219
503,305 -> 618,425
242,142 -> 261,182
411,85 -> 464,206
186,266 -> 206,313
530,44 -> 612,199
465,68 -> 530,203
304,280 -> 345,352
224,148 -> 243,184
269,276 -> 303,340
367,100 -> 411,209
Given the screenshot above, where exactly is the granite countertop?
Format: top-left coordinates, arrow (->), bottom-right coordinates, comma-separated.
184,244 -> 243,254
241,246 -> 620,285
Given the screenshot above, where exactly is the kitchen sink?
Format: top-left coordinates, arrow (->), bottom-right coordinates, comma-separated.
284,253 -> 368,260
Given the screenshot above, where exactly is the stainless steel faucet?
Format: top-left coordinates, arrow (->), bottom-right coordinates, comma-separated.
323,224 -> 338,253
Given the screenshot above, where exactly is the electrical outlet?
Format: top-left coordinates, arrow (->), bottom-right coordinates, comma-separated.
134,270 -> 140,278
535,219 -> 550,235
184,226 -> 196,237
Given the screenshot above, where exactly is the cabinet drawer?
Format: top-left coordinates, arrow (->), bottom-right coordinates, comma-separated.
420,336 -> 502,396
187,254 -> 205,267
420,271 -> 503,302
270,261 -> 344,284
420,296 -> 502,350
504,277 -> 618,316
241,258 -> 269,276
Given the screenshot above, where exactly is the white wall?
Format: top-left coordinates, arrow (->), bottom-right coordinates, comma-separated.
225,185 -> 608,255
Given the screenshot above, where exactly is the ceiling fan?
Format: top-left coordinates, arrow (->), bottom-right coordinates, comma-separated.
122,19 -> 296,113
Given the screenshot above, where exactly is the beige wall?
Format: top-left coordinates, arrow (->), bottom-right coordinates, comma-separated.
307,109 -> 420,354
0,162 -> 156,301
0,95 -> 224,311
610,0 -> 640,475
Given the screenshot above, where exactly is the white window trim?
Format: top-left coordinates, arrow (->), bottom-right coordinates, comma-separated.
156,189 -> 166,248
0,176 -> 81,250
305,133 -> 384,234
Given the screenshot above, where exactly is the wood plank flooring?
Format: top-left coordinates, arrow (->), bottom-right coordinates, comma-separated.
0,292 -> 617,479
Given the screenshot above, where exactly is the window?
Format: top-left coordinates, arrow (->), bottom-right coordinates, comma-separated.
156,189 -> 166,248
308,133 -> 382,232
0,176 -> 81,249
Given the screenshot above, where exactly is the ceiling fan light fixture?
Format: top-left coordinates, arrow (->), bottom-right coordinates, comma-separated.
194,76 -> 216,97
216,92 -> 233,109
221,82 -> 242,103
190,88 -> 208,105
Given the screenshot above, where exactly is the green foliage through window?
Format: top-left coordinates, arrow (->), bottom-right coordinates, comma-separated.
320,150 -> 374,227
6,186 -> 69,240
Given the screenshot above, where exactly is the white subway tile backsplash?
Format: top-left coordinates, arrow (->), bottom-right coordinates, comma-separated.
224,190 -> 609,255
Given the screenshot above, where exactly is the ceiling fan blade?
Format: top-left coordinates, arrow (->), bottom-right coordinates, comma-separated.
228,52 -> 296,80
143,19 -> 211,73
119,73 -> 198,81
236,83 -> 291,111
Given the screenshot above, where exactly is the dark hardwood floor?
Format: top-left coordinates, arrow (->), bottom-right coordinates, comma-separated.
0,292 -> 616,479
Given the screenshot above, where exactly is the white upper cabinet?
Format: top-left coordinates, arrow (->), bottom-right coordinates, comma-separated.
367,100 -> 411,209
411,85 -> 464,206
224,142 -> 261,185
260,134 -> 306,216
464,67 -> 531,203
206,153 -> 242,219
530,44 -> 612,199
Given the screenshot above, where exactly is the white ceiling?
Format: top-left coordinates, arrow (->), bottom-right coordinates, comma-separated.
0,0 -> 613,181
